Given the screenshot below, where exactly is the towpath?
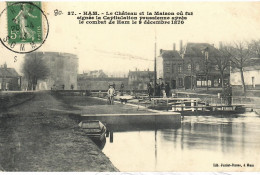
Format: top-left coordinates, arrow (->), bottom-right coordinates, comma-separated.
0,91 -> 118,171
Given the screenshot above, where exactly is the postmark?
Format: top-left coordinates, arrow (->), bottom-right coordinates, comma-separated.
0,2 -> 49,54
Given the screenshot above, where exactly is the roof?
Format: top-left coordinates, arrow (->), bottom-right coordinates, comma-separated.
0,67 -> 20,78
160,50 -> 182,60
231,58 -> 260,72
246,58 -> 260,67
128,70 -> 154,77
232,65 -> 260,73
184,43 -> 220,58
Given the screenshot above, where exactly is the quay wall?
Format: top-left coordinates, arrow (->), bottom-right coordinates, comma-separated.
78,113 -> 182,131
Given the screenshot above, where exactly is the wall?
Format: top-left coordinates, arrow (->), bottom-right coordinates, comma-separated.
231,69 -> 260,88
78,77 -> 128,91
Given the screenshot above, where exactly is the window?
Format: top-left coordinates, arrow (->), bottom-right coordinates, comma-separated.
172,64 -> 175,73
165,65 -> 170,73
196,64 -> 200,71
252,77 -> 255,88
208,80 -> 211,87
178,78 -> 183,87
197,81 -> 201,87
178,64 -> 182,73
187,64 -> 191,71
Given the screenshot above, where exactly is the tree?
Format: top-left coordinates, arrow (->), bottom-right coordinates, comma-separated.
215,45 -> 232,91
228,41 -> 251,94
249,39 -> 260,58
22,53 -> 49,90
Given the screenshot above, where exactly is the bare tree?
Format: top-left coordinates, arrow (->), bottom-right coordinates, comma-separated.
249,39 -> 260,58
22,53 -> 49,90
228,41 -> 251,94
214,45 -> 232,91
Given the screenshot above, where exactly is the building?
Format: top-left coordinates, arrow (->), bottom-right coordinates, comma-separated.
158,41 -> 230,89
24,52 -> 78,90
128,69 -> 154,90
157,45 -> 183,89
183,42 -> 230,89
82,70 -> 108,78
0,63 -> 21,91
230,58 -> 260,89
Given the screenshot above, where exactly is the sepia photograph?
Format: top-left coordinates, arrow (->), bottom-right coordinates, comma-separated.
0,1 -> 260,172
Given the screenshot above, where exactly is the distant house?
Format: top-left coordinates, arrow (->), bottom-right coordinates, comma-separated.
159,41 -> 230,89
0,63 -> 21,91
83,70 -> 108,78
128,69 -> 154,90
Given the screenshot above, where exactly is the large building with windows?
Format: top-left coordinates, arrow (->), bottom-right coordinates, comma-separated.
158,41 -> 230,89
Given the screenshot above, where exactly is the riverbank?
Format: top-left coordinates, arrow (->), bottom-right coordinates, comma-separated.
0,91 -> 35,110
0,91 -> 118,171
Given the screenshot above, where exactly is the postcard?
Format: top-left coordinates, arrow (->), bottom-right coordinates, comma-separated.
0,1 -> 260,172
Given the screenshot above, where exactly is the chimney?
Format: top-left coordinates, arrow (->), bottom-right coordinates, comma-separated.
173,43 -> 176,51
180,40 -> 183,53
219,41 -> 223,49
4,63 -> 7,69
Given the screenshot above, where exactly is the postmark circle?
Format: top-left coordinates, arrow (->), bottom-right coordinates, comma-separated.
0,2 -> 49,54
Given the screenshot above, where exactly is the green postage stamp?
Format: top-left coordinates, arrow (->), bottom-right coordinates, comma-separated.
7,2 -> 43,43
0,2 -> 48,53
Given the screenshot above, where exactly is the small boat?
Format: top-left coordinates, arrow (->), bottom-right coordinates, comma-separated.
78,120 -> 106,142
114,95 -> 134,103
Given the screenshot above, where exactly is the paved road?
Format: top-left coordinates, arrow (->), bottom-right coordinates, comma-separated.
0,91 -> 118,172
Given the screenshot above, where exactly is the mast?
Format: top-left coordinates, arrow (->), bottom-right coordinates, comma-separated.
154,31 -> 157,96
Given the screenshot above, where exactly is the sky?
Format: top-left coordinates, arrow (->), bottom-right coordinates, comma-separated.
1,1 -> 260,76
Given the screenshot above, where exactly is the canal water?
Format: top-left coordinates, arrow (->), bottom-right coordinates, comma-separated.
102,113 -> 260,171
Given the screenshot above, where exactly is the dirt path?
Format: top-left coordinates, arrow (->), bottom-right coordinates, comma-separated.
0,92 -> 118,171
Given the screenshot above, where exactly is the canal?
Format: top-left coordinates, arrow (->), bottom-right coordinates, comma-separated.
102,113 -> 260,171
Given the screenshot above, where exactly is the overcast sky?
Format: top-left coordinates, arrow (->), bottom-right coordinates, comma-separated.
1,1 -> 260,76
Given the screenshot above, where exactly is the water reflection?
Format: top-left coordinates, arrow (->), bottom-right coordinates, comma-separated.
102,113 -> 260,171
